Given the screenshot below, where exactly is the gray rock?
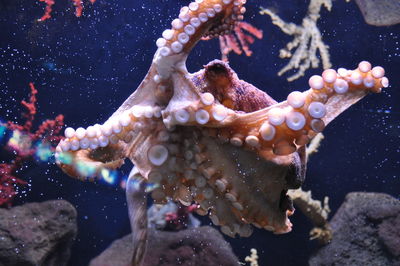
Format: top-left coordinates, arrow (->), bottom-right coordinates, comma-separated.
0,200 -> 77,266
310,192 -> 400,266
90,226 -> 238,266
355,0 -> 400,26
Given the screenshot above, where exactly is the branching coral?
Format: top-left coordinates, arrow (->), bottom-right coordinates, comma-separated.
288,188 -> 332,243
288,132 -> 332,244
306,132 -> 324,159
244,248 -> 259,266
260,0 -> 332,81
148,200 -> 200,231
0,83 -> 64,207
37,0 -> 97,21
203,21 -> 263,61
219,22 -> 263,61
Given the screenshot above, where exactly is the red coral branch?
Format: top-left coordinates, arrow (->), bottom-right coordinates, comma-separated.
165,203 -> 198,231
37,0 -> 96,21
7,82 -> 37,133
0,83 -> 65,207
37,0 -> 55,21
206,21 -> 263,61
35,114 -> 65,144
72,0 -> 83,17
0,159 -> 28,208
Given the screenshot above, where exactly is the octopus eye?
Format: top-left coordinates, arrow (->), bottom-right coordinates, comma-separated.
202,61 -> 235,107
205,62 -> 230,80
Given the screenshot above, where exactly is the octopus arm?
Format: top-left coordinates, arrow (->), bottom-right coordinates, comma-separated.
108,66 -> 172,120
56,143 -> 126,180
163,61 -> 388,159
55,85 -> 166,180
230,63 -> 388,156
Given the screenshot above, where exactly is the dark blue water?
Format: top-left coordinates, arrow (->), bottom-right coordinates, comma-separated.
0,0 -> 399,265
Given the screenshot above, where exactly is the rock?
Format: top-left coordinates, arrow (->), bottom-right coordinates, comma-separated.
310,192 -> 400,266
0,200 -> 78,266
90,226 -> 238,266
354,0 -> 400,26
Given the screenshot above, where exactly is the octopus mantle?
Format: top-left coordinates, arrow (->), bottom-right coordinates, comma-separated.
55,0 -> 389,237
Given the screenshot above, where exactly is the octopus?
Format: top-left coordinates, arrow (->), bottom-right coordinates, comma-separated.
55,0 -> 389,263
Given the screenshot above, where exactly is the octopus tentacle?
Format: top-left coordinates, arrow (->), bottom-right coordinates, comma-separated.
55,144 -> 126,180
155,0 -> 246,59
110,67 -> 173,119
163,61 -> 388,158
55,106 -> 161,179
152,0 -> 247,93
230,62 -> 389,155
112,0 -> 248,130
126,167 -> 148,266
100,0 -> 246,120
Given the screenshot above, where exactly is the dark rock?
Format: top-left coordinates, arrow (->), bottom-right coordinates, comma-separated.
310,192 -> 400,266
354,0 -> 400,26
0,200 -> 77,266
90,226 -> 238,266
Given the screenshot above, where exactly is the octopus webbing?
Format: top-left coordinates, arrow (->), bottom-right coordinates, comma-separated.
55,0 -> 389,238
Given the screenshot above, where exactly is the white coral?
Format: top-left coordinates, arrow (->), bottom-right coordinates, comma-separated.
260,0 -> 333,81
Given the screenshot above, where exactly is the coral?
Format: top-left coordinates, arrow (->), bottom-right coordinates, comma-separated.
288,188 -> 332,244
0,162 -> 28,208
147,200 -> 200,231
306,132 -> 325,158
37,0 -> 97,21
260,0 -> 332,81
0,83 -> 64,207
203,22 -> 263,61
288,132 -> 331,244
244,248 -> 259,266
164,202 -> 200,231
37,0 -> 54,21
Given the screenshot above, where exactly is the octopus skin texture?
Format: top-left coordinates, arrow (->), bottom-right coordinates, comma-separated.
55,0 -> 389,237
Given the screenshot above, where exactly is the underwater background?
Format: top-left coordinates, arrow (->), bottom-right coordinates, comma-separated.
0,0 -> 399,265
